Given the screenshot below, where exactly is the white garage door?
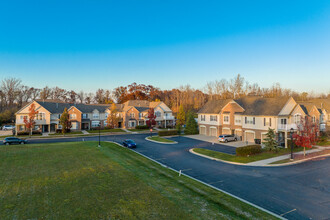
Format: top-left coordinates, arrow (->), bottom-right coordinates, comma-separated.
222,128 -> 231,135
245,132 -> 255,143
210,128 -> 217,137
200,126 -> 206,135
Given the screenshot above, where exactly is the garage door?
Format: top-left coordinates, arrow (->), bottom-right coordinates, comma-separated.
222,128 -> 231,135
200,126 -> 206,135
245,132 -> 255,143
210,128 -> 217,137
235,130 -> 243,141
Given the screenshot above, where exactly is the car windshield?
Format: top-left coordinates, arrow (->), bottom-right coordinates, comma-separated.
126,140 -> 134,144
219,136 -> 224,138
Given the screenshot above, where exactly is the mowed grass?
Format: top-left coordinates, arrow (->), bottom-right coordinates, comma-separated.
88,128 -> 125,133
193,147 -> 306,163
0,142 -> 276,219
147,136 -> 176,143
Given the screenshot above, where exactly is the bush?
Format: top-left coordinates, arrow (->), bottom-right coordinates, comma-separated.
32,130 -> 42,135
236,145 -> 262,157
158,130 -> 178,136
135,125 -> 149,130
17,131 -> 29,136
56,128 -> 71,133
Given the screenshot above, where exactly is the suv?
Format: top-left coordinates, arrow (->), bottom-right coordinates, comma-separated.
2,125 -> 15,130
3,137 -> 27,145
218,135 -> 237,143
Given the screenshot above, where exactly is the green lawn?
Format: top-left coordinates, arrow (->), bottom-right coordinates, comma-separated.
317,141 -> 330,146
0,142 -> 275,219
88,128 -> 125,133
193,147 -> 305,164
147,136 -> 176,143
49,131 -> 83,136
127,128 -> 149,132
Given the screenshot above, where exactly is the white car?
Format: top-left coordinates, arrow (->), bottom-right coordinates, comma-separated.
218,135 -> 237,143
2,125 -> 15,130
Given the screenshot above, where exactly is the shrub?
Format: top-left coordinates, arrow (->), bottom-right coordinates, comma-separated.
56,129 -> 71,133
158,130 -> 178,136
17,131 -> 29,136
135,125 -> 149,130
32,130 -> 42,135
236,145 -> 262,157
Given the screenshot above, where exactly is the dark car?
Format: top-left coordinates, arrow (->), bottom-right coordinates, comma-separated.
122,139 -> 137,148
3,137 -> 27,145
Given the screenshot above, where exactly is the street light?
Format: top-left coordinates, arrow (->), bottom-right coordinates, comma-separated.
290,127 -> 294,160
98,122 -> 101,147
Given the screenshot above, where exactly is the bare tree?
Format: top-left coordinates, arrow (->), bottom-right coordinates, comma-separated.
1,77 -> 22,106
229,74 -> 244,98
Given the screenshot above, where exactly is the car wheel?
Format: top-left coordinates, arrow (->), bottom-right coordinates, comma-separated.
5,143 -> 9,145
234,138 -> 237,141
225,139 -> 228,143
20,142 -> 25,145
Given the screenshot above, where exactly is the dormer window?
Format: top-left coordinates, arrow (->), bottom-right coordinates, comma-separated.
93,113 -> 99,119
155,111 -> 161,117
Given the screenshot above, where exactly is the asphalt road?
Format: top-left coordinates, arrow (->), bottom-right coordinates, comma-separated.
4,133 -> 330,219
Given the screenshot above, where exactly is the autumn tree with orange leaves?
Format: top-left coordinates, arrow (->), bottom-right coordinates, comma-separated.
23,103 -> 39,136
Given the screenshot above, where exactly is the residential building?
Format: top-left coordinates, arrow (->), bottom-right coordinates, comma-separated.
15,99 -> 175,133
198,96 -> 329,147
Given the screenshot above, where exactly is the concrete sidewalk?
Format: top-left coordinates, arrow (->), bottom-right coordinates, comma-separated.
247,147 -> 328,166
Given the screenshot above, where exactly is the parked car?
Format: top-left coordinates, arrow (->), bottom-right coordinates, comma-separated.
122,139 -> 137,148
2,125 -> 15,130
3,137 -> 27,145
218,135 -> 237,143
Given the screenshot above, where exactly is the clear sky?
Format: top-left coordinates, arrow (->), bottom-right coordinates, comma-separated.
0,0 -> 329,93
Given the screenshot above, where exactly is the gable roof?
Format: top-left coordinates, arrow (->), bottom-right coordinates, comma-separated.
34,100 -> 110,114
197,99 -> 232,114
234,96 -> 289,116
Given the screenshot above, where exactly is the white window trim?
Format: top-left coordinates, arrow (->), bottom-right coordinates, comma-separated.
223,115 -> 230,124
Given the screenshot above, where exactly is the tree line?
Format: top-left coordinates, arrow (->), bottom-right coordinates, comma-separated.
1,75 -> 329,125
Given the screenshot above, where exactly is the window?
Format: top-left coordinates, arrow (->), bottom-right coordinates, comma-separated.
130,113 -> 135,118
82,114 -> 88,119
20,116 -> 24,120
139,113 -> 143,118
92,121 -> 100,127
36,113 -> 45,120
104,120 -> 107,126
281,118 -> 287,124
70,114 -> 76,119
105,113 -> 108,119
93,113 -> 99,119
155,111 -> 161,117
223,115 -> 229,124
294,114 -> 301,124
71,122 -> 78,129
201,115 -> 206,121
269,118 -> 272,126
234,116 -> 241,124
253,117 -> 255,125
245,117 -> 254,124
210,115 -> 217,121
312,116 -> 316,123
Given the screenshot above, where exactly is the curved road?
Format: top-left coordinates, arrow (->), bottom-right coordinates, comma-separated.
8,133 -> 330,219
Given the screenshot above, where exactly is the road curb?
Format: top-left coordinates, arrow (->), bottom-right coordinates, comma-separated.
145,136 -> 178,144
190,148 -> 330,167
104,142 -> 285,220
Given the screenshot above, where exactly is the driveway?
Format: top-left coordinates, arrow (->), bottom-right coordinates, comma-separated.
4,133 -> 329,219
0,130 -> 12,136
185,134 -> 250,147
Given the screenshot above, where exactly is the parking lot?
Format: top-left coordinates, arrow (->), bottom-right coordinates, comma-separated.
185,134 -> 252,147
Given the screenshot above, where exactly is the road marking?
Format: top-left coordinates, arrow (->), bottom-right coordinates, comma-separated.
280,209 -> 296,216
154,157 -> 166,161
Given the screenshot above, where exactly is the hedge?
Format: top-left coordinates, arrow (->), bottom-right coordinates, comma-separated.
236,145 -> 262,157
56,129 -> 71,133
17,130 -> 42,135
158,130 -> 178,136
135,125 -> 149,130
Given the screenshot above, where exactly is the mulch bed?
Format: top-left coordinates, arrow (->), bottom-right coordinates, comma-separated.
293,149 -> 330,160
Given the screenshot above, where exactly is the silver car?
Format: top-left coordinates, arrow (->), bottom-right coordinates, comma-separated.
218,135 -> 237,143
2,125 -> 15,130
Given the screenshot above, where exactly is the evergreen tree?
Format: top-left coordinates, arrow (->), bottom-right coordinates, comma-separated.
59,108 -> 71,135
263,128 -> 277,152
185,112 -> 198,135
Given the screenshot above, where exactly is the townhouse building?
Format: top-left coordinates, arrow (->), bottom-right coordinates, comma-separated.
15,99 -> 175,133
198,96 -> 329,147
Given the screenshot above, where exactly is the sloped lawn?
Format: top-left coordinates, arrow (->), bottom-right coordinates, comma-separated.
0,142 -> 276,219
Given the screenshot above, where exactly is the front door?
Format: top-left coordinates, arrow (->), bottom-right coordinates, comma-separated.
43,125 -> 49,132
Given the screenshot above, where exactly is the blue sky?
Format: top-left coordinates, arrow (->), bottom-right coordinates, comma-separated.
0,0 -> 329,93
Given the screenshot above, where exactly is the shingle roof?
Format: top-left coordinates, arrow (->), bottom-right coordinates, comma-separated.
298,99 -> 330,112
235,96 -> 289,116
35,100 -> 110,113
197,99 -> 232,114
